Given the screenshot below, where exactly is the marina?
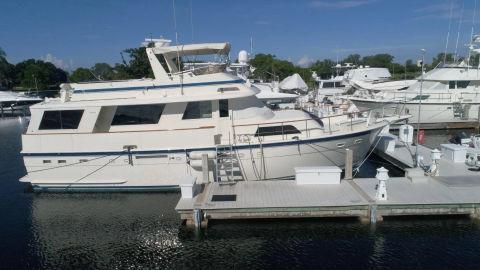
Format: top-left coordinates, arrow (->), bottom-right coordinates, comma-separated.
176,127 -> 480,228
5,0 -> 480,268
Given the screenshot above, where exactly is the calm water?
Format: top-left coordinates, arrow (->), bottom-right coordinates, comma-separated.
1,117 -> 480,269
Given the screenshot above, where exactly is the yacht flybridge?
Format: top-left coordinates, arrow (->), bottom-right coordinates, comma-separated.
20,38 -> 404,191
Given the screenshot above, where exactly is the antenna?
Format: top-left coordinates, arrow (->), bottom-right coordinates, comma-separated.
189,0 -> 194,42
172,0 -> 183,94
468,0 -> 478,67
250,36 -> 253,56
443,0 -> 454,63
454,0 -> 465,62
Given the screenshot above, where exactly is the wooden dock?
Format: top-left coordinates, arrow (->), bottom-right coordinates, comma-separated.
176,132 -> 480,228
176,176 -> 480,227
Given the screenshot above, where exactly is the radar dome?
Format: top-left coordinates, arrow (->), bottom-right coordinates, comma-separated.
238,50 -> 249,64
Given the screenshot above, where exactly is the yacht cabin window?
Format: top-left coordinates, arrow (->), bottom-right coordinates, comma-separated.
254,125 -> 301,137
182,101 -> 212,119
39,110 -> 84,130
219,99 -> 229,117
449,81 -> 470,89
457,81 -> 470,88
321,82 -> 343,88
111,104 -> 165,125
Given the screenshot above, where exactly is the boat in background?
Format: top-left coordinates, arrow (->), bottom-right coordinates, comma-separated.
346,35 -> 480,129
0,91 -> 42,117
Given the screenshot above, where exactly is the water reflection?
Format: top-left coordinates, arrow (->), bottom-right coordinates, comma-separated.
3,117 -> 480,269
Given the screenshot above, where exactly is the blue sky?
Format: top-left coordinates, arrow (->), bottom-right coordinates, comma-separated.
0,0 -> 478,70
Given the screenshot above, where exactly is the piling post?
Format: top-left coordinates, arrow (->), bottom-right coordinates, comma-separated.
344,149 -> 353,180
202,153 -> 209,183
193,209 -> 202,228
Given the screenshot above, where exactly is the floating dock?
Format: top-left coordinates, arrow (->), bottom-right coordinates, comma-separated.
176,130 -> 480,228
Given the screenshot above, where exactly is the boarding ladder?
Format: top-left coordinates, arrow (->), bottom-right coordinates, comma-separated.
453,102 -> 466,119
215,144 -> 244,182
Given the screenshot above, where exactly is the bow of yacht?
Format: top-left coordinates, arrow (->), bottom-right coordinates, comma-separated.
20,39 -> 405,191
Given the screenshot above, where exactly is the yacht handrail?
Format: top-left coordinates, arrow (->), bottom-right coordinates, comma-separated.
232,108 -> 388,141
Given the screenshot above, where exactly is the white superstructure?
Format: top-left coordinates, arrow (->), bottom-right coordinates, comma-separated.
20,38 -> 403,192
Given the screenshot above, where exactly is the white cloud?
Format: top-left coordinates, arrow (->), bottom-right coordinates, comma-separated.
42,53 -> 73,71
254,20 -> 270,25
310,0 -> 378,9
297,55 -> 314,67
412,2 -> 474,22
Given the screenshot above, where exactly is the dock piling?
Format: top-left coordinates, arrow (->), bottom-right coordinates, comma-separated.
345,149 -> 353,180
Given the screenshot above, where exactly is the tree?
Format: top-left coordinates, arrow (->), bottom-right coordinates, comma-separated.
121,47 -> 154,78
362,53 -> 395,68
310,59 -> 335,79
249,53 -> 297,81
0,47 -> 15,88
69,67 -> 95,82
342,54 -> 361,65
431,53 -> 454,68
14,59 -> 67,90
91,63 -> 115,80
0,47 -> 5,59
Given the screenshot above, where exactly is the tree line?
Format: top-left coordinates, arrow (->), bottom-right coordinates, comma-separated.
1,44 -> 479,92
250,52 -> 479,89
0,46 -> 154,92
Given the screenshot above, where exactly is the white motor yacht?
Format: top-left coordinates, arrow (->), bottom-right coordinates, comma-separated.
347,37 -> 480,129
20,38 -> 404,192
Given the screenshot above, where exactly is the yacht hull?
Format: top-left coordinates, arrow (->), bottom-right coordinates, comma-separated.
352,99 -> 480,128
21,127 -> 383,192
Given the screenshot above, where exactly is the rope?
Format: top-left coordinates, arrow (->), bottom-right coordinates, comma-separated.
353,133 -> 383,177
27,154 -> 113,174
65,152 -> 125,190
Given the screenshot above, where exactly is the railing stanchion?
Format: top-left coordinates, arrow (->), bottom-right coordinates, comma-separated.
328,116 -> 332,134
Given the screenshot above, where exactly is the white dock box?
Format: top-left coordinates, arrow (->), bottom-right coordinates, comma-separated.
295,166 -> 342,185
440,144 -> 466,163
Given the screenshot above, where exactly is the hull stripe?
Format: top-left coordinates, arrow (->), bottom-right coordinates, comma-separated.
22,130 -> 372,157
72,79 -> 244,93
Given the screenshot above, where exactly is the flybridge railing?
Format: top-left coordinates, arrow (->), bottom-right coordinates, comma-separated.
231,108 -> 389,143
388,91 -> 480,103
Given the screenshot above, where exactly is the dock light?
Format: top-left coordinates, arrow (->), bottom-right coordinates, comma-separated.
375,167 -> 389,201
428,149 -> 442,176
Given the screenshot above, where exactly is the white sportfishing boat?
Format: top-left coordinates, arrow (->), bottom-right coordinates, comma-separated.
20,38 -> 404,192
347,37 -> 480,129
0,91 -> 42,116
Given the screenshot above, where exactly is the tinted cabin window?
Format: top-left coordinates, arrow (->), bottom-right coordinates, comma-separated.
411,95 -> 430,101
255,125 -> 301,137
449,81 -> 455,89
39,110 -> 84,130
182,101 -> 212,119
457,81 -> 470,88
322,82 -> 335,88
219,99 -> 229,117
111,104 -> 165,125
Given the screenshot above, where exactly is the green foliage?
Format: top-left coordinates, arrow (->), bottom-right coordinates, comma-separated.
310,59 -> 335,78
121,48 -> 154,78
431,53 -> 454,68
14,59 -> 67,90
0,47 -> 6,59
69,67 -> 95,82
342,54 -> 361,65
91,63 -> 115,80
0,47 -> 14,88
